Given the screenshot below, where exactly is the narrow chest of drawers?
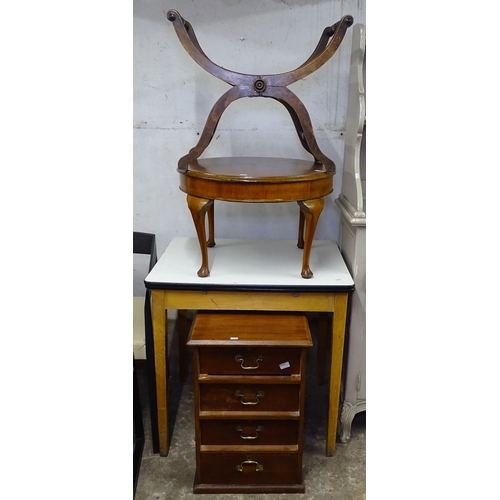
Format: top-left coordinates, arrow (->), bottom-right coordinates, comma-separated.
187,311 -> 312,494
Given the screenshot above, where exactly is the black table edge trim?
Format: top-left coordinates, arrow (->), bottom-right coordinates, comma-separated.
144,282 -> 355,293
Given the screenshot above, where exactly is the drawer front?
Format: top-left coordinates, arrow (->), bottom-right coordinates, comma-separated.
199,452 -> 301,485
198,347 -> 302,375
199,384 -> 299,412
200,419 -> 299,446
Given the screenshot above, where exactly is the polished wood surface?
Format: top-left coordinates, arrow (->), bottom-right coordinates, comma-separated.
188,311 -> 311,493
199,419 -> 299,446
197,452 -> 302,492
180,157 -> 333,203
167,11 -> 353,279
185,157 -> 332,182
187,311 -> 312,345
198,347 -> 302,375
199,384 -> 300,412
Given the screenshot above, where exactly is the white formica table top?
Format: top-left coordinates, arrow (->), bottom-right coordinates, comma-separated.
145,237 -> 354,292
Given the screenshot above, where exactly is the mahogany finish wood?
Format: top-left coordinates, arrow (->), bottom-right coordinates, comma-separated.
199,420 -> 299,446
167,11 -> 353,279
187,311 -> 312,494
198,346 -> 302,375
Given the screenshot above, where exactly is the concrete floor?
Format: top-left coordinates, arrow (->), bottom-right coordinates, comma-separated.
134,316 -> 366,500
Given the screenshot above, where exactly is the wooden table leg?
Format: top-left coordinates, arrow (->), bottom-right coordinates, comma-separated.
326,292 -> 348,456
152,290 -> 170,456
317,312 -> 328,385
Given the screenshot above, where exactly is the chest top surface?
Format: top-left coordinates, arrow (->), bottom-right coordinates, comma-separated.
188,312 -> 312,347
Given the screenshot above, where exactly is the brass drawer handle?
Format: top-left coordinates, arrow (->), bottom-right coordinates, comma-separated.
236,458 -> 264,472
236,425 -> 264,440
234,390 -> 265,405
235,354 -> 264,370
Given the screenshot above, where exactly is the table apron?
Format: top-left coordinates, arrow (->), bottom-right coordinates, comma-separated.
160,290 -> 336,311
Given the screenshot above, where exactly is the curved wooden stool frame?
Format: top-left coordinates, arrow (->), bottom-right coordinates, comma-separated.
168,10 -> 353,278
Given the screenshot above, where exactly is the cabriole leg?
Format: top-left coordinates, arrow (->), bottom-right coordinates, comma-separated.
187,195 -> 214,277
207,201 -> 215,247
298,198 -> 324,278
297,209 -> 305,249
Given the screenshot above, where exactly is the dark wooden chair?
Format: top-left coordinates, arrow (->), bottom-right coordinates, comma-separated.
167,10 -> 353,278
133,231 -> 159,453
133,357 -> 144,497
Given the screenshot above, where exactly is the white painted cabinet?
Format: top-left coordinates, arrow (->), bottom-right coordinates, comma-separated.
335,24 -> 366,442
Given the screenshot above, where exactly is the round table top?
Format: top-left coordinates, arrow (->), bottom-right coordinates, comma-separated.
184,156 -> 332,183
